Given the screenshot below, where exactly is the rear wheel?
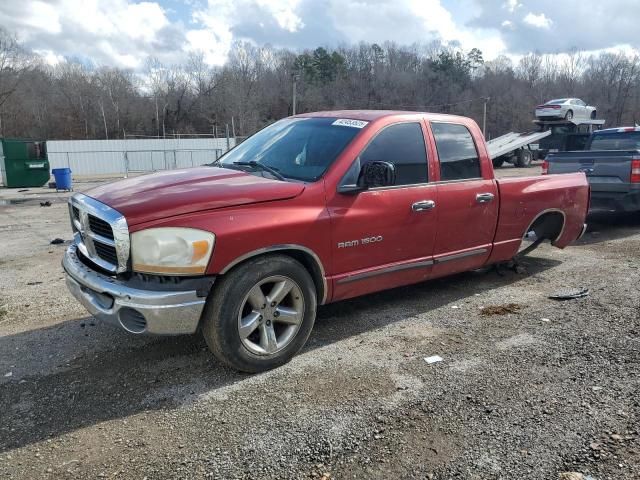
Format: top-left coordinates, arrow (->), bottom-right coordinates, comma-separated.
565,109 -> 574,120
201,254 -> 317,372
492,157 -> 505,168
515,149 -> 533,168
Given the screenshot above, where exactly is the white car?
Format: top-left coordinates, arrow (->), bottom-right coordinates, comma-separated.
535,98 -> 596,121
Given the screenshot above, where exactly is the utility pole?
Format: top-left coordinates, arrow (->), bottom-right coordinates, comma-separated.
292,73 -> 299,115
482,97 -> 490,138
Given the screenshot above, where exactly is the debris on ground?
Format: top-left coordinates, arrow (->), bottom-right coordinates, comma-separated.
3,372 -> 12,378
49,238 -> 65,245
541,318 -> 551,322
26,281 -> 43,286
424,355 -> 443,364
480,303 -> 522,315
40,201 -> 52,207
17,189 -> 29,193
559,473 -> 585,480
549,287 -> 589,300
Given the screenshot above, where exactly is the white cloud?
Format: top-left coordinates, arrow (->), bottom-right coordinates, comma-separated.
256,0 -> 304,32
503,0 -> 521,13
0,0 -> 174,69
5,0 -> 640,70
522,12 -> 553,29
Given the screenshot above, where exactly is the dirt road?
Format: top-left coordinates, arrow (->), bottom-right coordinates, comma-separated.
1,169 -> 638,479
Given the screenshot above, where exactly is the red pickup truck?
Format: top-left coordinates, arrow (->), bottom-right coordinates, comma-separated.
63,111 -> 589,372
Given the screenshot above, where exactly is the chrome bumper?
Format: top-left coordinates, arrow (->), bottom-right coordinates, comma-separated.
63,245 -> 207,335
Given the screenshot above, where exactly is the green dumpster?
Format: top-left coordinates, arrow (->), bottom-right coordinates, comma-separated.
0,138 -> 50,188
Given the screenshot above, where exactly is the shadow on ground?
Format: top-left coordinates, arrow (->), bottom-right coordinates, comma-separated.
0,254 -> 561,453
581,211 -> 640,245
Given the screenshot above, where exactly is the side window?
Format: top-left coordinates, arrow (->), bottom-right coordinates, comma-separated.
431,122 -> 481,181
356,122 -> 428,186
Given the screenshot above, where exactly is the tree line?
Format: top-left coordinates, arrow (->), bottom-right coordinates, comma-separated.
1,27 -> 639,141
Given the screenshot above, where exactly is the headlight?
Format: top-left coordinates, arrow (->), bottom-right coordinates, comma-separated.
131,228 -> 215,275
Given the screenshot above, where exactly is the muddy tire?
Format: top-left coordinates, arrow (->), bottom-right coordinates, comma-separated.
201,254 -> 317,373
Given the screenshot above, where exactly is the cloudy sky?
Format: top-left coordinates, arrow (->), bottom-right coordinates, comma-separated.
0,0 -> 638,69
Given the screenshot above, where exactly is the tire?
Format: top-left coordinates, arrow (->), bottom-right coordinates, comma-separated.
492,157 -> 505,168
565,109 -> 574,120
515,149 -> 533,168
591,110 -> 597,119
201,254 -> 317,373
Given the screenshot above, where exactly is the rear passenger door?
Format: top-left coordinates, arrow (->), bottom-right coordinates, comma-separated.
429,122 -> 499,276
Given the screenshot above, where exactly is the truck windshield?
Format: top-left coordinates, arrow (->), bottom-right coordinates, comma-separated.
217,117 -> 363,182
589,132 -> 640,151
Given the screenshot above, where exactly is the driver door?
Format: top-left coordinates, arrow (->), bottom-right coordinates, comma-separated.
326,121 -> 438,301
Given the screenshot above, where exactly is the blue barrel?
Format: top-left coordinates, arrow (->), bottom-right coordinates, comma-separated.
52,168 -> 73,191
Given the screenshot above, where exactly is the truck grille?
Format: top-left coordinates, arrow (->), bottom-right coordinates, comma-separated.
68,194 -> 130,274
94,241 -> 118,264
88,215 -> 114,240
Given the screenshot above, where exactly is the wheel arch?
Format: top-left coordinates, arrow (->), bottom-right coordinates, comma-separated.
218,245 -> 328,304
524,209 -> 566,244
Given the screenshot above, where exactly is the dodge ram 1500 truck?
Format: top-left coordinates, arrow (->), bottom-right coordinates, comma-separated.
63,110 -> 589,372
545,126 -> 640,212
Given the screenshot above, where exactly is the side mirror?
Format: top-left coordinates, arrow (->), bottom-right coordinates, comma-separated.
358,161 -> 396,189
337,160 -> 396,194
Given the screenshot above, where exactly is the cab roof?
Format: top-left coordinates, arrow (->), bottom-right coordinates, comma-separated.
295,109 -> 470,123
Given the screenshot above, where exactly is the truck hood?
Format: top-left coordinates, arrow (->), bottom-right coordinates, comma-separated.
86,167 -> 305,226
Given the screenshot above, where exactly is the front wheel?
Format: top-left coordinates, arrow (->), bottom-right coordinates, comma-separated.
201,254 -> 317,372
565,109 -> 574,120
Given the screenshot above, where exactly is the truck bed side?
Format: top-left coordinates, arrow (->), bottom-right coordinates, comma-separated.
487,173 -> 589,264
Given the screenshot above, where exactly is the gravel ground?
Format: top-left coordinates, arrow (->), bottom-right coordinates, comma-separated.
0,166 -> 639,479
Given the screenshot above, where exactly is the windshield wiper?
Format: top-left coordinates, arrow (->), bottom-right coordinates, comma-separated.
232,161 -> 286,181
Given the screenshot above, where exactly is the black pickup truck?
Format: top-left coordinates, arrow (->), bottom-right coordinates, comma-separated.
545,127 -> 640,212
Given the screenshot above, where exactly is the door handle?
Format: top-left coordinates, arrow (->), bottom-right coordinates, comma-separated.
411,200 -> 436,212
476,193 -> 495,203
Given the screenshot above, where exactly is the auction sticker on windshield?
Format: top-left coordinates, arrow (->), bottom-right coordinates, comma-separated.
332,119 -> 369,128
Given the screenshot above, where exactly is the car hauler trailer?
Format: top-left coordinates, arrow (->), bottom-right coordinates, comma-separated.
488,117 -> 606,168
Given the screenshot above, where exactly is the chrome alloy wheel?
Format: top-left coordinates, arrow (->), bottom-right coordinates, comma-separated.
237,275 -> 305,355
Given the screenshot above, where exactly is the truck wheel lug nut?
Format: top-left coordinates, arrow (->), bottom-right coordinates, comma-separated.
271,302 -> 276,307
274,311 -> 280,317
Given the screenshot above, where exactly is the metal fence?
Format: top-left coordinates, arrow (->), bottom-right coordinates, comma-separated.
45,138 -> 236,177
51,148 -> 224,177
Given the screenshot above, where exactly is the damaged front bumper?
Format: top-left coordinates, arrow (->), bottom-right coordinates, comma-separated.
62,245 -> 211,335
